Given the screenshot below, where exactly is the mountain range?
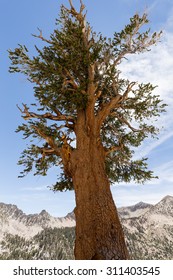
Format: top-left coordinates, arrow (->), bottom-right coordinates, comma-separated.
0,195 -> 173,259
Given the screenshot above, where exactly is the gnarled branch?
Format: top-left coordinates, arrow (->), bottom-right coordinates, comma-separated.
38,146 -> 55,162
17,103 -> 75,124
67,0 -> 85,21
32,28 -> 52,44
65,0 -> 92,49
122,82 -> 136,101
31,125 -> 61,156
62,69 -> 79,90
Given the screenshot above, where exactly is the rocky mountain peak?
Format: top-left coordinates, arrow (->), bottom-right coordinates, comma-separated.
160,195 -> 173,203
129,201 -> 152,212
150,195 -> 173,217
39,210 -> 50,217
0,202 -> 76,239
65,211 -> 75,220
118,201 -> 152,219
0,202 -> 24,219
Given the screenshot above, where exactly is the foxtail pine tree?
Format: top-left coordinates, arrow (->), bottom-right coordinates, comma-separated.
9,0 -> 166,259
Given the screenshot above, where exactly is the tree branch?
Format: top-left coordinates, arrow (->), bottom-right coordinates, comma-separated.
96,81 -> 136,129
111,112 -> 139,132
79,0 -> 85,13
32,28 -> 52,44
17,103 -> 75,124
105,143 -> 124,156
97,94 -> 122,128
113,14 -> 162,66
65,0 -> 92,49
38,146 -> 55,162
122,82 -> 136,101
95,90 -> 102,100
62,68 -> 79,90
31,125 -> 61,156
66,0 -> 85,22
40,147 -> 55,155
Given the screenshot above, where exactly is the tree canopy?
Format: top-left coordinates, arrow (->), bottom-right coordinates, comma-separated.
9,0 -> 166,191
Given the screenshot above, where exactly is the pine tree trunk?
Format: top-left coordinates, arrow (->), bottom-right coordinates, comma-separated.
71,112 -> 129,260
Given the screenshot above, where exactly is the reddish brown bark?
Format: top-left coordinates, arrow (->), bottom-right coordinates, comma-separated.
70,110 -> 129,260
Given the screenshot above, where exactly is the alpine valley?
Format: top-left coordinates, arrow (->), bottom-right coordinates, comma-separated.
0,195 -> 173,260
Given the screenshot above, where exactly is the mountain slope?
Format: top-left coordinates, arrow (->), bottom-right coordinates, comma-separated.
122,196 -> 173,259
0,196 -> 173,259
0,228 -> 75,260
0,203 -> 75,239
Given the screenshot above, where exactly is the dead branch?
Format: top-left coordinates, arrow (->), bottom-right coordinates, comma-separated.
79,0 -> 85,13
32,28 -> 52,44
121,82 -> 136,101
65,0 -> 91,49
66,0 -> 84,22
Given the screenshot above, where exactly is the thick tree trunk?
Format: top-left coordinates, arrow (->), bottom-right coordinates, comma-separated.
71,112 -> 129,259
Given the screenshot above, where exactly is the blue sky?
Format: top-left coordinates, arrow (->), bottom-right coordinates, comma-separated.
0,0 -> 173,217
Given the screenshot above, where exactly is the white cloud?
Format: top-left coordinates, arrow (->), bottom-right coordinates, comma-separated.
119,31 -> 173,157
133,130 -> 173,159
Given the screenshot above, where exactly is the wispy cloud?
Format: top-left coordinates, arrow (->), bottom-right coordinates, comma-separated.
154,160 -> 173,183
119,30 -> 173,157
133,130 -> 173,159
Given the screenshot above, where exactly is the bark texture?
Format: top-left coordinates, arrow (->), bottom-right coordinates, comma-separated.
70,110 -> 129,260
